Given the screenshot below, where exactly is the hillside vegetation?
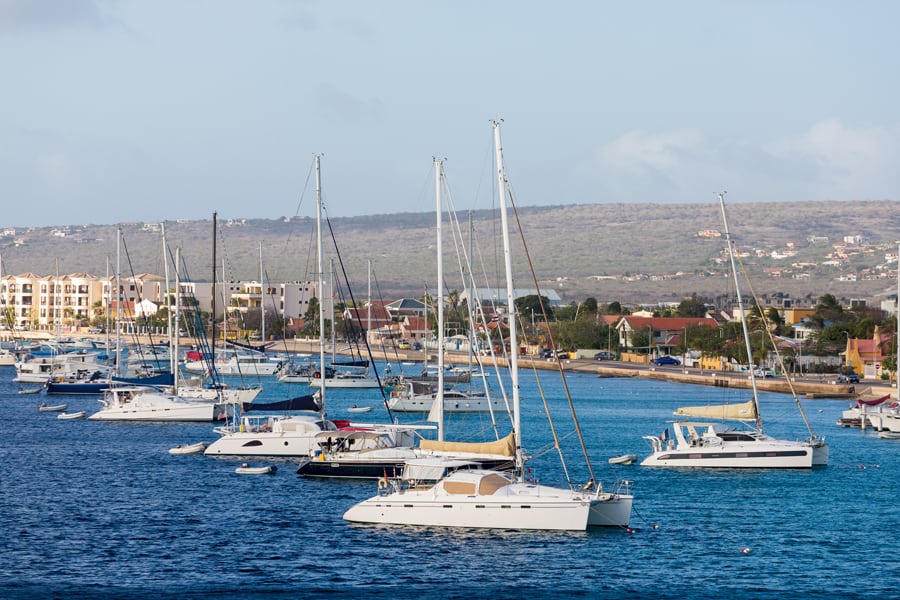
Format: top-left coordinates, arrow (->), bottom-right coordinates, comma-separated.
1,200 -> 897,306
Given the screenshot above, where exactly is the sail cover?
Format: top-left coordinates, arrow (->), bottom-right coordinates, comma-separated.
674,399 -> 757,420
419,431 -> 516,457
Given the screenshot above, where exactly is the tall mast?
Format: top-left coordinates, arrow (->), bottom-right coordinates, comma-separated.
719,192 -> 763,431
259,241 -> 265,344
211,212 -> 217,359
315,155 -> 326,415
435,158 -> 445,441
493,121 -> 522,471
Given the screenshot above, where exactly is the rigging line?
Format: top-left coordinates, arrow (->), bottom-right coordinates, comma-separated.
369,264 -> 404,371
518,310 -> 575,487
439,166 -> 504,435
732,237 -> 818,439
506,184 -> 596,487
322,211 -> 394,420
119,233 -> 158,368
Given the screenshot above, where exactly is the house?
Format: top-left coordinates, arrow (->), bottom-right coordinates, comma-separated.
385,298 -> 427,320
845,326 -> 895,380
615,316 -> 719,356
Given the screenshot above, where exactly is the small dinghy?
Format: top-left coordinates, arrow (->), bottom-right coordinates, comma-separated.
38,403 -> 68,413
169,442 -> 209,455
235,463 -> 277,475
18,386 -> 43,395
348,405 -> 373,413
57,411 -> 87,420
878,431 -> 900,440
608,454 -> 638,465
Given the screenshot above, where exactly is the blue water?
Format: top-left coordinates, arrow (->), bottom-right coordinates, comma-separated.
1,363 -> 897,599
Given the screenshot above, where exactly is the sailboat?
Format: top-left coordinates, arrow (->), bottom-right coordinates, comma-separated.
297,159 -> 514,479
343,122 -> 633,530
640,193 -> 828,468
204,156 -> 425,458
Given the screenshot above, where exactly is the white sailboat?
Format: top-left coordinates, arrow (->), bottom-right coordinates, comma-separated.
343,122 -> 633,531
640,193 -> 828,468
204,156 -> 425,458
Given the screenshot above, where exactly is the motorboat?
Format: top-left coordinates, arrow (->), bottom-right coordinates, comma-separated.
38,403 -> 68,412
347,405 -> 373,413
608,454 -> 638,465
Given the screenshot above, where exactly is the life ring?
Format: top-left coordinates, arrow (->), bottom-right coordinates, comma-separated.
377,477 -> 389,491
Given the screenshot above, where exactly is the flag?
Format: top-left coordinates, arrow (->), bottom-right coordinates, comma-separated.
659,428 -> 669,442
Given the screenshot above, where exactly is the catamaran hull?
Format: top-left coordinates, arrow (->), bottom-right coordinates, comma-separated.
344,497 -> 595,531
88,404 -> 230,422
641,446 -> 819,468
387,397 -> 506,413
204,433 -> 319,457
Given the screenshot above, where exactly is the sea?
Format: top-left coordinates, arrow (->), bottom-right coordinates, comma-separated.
2,361 -> 898,600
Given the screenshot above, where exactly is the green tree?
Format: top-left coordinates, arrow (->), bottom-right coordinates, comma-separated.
514,294 -> 554,322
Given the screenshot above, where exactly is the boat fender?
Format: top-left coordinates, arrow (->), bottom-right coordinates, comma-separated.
377,477 -> 388,491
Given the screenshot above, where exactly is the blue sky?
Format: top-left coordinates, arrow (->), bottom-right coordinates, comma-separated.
2,0 -> 899,227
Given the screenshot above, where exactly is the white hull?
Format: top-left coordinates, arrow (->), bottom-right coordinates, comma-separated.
387,394 -> 505,413
88,387 -> 231,422
235,465 -> 277,475
204,415 -> 328,457
169,442 -> 208,455
344,469 -> 632,530
308,377 -> 380,389
179,385 -> 262,405
641,422 -> 827,468
58,411 -> 87,420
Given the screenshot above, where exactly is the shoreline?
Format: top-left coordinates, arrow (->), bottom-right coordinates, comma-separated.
10,331 -> 895,400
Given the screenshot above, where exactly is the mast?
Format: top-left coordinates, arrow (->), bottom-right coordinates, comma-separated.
718,192 -> 764,431
162,223 -> 174,384
115,228 -> 122,377
435,158 -> 445,441
315,155 -> 326,415
211,212 -> 217,360
259,242 -> 265,344
174,247 -> 181,393
493,121 -> 522,472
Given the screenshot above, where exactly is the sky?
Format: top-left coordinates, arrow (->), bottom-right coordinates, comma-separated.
2,0 -> 900,228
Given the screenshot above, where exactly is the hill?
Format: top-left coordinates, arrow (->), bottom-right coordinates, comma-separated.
1,200 -> 897,307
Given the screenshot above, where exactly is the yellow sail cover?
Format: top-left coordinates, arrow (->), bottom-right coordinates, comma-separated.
674,399 -> 757,420
419,431 -> 516,457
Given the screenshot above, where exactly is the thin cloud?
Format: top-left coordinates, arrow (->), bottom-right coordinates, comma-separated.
0,0 -> 109,31
766,118 -> 899,196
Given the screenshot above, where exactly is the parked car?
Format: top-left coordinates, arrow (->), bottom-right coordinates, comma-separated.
837,373 -> 860,383
397,340 -> 411,349
593,351 -> 616,361
539,348 -> 553,359
651,356 -> 681,366
754,367 -> 773,378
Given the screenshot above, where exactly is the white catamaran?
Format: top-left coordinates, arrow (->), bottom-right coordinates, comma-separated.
640,193 -> 828,469
343,122 -> 633,531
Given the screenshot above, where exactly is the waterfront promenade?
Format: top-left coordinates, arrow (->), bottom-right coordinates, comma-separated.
9,330 -> 894,400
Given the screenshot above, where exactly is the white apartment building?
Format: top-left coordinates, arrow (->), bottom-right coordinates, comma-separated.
1,271 -> 323,331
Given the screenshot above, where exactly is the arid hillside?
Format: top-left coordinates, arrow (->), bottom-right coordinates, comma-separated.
1,200 -> 897,307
